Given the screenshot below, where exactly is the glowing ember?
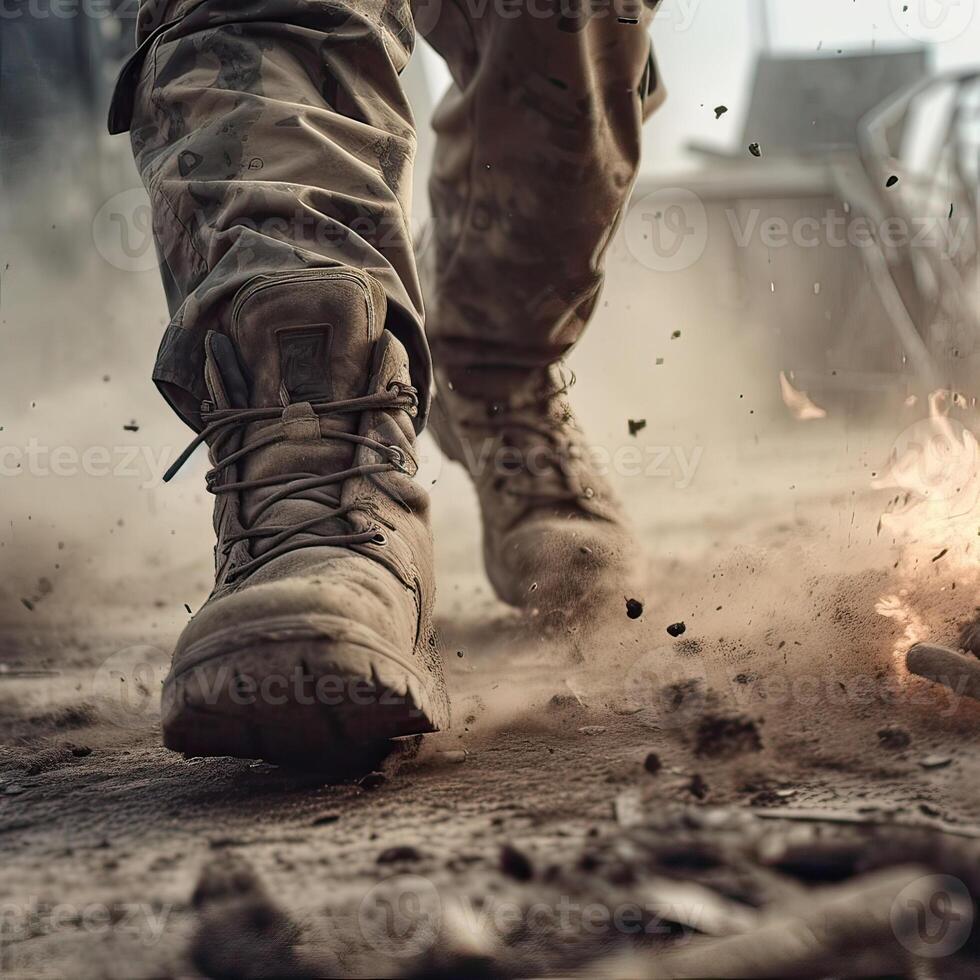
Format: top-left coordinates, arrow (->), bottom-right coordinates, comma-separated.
872,391 -> 980,566
873,390 -> 980,665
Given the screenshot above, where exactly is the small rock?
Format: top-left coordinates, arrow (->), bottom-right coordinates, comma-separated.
877,725 -> 911,750
695,714 -> 762,759
358,771 -> 386,790
918,754 -> 952,770
499,844 -> 533,882
377,845 -> 421,864
627,419 -> 647,437
435,750 -> 468,764
577,725 -> 606,736
626,597 -> 644,619
688,774 -> 709,800
643,752 -> 662,775
666,621 -> 686,637
748,141 -> 762,157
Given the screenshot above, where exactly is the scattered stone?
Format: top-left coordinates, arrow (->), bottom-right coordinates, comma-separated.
548,693 -> 585,711
748,141 -> 762,157
876,726 -> 910,751
688,774 -> 709,799
885,174 -> 899,188
918,754 -> 952,770
661,678 -> 705,711
190,855 -> 325,978
714,105 -> 728,119
666,621 -> 686,637
377,845 -> 421,864
643,752 -> 662,775
627,419 -> 647,437
695,714 -> 762,759
499,844 -> 534,882
435,749 -> 468,764
577,725 -> 606,736
626,597 -> 644,619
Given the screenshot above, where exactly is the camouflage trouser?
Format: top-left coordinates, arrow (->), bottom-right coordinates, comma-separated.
109,0 -> 663,427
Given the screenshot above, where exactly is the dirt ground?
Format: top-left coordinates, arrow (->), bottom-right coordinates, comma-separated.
2,212 -> 979,977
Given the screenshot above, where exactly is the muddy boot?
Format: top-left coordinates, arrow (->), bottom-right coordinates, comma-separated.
160,269 -> 449,765
429,365 -> 639,617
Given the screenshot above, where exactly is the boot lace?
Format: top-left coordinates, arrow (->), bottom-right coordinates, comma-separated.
460,366 -> 594,507
163,383 -> 419,582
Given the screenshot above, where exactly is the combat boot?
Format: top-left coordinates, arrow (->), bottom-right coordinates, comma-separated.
429,365 -> 639,617
160,269 -> 449,764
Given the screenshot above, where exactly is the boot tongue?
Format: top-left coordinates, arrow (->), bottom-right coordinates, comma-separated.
231,273 -> 385,408
211,272 -> 389,557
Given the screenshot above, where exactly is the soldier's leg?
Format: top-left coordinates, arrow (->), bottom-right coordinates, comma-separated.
421,2 -> 663,616
421,1 -> 662,392
112,0 -> 430,426
110,0 -> 449,762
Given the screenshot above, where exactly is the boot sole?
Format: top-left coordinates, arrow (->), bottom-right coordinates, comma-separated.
161,615 -> 450,768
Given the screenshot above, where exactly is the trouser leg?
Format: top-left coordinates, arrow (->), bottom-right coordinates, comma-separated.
420,0 -> 663,393
111,0 -> 430,426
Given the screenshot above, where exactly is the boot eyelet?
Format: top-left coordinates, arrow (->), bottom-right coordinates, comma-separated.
386,445 -> 407,470
581,486 -> 595,499
371,530 -> 389,546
